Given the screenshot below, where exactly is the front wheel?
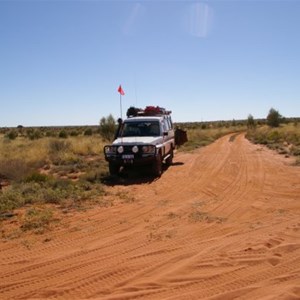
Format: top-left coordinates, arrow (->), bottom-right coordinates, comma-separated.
152,153 -> 162,177
109,162 -> 120,176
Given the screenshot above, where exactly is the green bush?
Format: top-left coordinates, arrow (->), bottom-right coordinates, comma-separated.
25,172 -> 49,183
21,207 -> 54,232
267,130 -> 280,143
99,114 -> 116,141
49,139 -> 71,153
0,176 -> 106,213
58,130 -> 68,138
247,114 -> 256,129
267,108 -> 282,128
27,129 -> 43,140
246,124 -> 300,160
70,130 -> 80,137
290,146 -> 300,156
5,130 -> 18,140
84,128 -> 93,136
0,188 -> 25,213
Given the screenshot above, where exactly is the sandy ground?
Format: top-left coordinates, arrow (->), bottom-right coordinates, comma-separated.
1,133 -> 300,299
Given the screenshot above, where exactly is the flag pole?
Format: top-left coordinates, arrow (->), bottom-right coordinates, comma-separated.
118,84 -> 124,119
120,92 -> 122,119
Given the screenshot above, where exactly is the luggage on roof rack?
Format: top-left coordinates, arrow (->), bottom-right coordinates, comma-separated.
126,106 -> 143,118
126,106 -> 171,118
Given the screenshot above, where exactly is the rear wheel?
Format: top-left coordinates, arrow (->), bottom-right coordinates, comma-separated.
152,153 -> 162,177
109,162 -> 120,176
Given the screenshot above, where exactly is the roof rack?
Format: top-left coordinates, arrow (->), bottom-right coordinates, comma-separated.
127,106 -> 171,118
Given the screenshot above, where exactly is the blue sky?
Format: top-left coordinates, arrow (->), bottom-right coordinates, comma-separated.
1,0 -> 300,127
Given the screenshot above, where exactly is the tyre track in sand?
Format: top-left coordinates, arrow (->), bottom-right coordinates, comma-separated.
0,133 -> 299,299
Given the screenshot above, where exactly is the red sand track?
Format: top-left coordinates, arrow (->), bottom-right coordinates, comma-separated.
1,134 -> 300,299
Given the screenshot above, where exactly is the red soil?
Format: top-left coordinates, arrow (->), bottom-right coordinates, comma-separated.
1,134 -> 299,299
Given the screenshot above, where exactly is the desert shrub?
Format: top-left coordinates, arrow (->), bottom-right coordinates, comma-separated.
99,114 -> 116,141
84,128 -> 93,136
285,133 -> 300,146
290,145 -> 300,156
27,129 -> 43,140
267,130 -> 280,143
5,130 -> 18,140
0,176 -> 105,213
247,114 -> 256,129
58,130 -> 68,138
267,108 -> 282,128
246,126 -> 271,145
27,129 -> 44,140
70,130 -> 80,137
45,130 -> 57,137
24,172 -> 49,183
21,207 -> 54,232
0,159 -> 36,182
0,188 -> 25,213
49,139 -> 71,153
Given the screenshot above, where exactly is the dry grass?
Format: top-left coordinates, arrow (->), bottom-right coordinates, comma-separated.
0,135 -> 108,221
246,123 -> 300,159
179,125 -> 246,151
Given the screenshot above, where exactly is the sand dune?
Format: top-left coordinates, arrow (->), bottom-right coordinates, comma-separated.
1,133 -> 299,299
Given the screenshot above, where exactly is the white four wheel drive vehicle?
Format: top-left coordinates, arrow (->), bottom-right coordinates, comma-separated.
104,106 -> 186,177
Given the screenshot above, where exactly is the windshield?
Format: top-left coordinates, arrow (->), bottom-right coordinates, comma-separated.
121,121 -> 160,137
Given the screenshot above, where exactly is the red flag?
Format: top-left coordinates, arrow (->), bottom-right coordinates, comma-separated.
118,85 -> 125,95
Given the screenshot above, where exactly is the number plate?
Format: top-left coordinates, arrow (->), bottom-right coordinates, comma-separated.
122,154 -> 134,159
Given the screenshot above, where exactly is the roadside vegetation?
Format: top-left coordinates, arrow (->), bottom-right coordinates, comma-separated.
245,108 -> 300,165
0,127 -> 114,236
0,136 -> 108,193
177,120 -> 247,151
246,122 -> 300,164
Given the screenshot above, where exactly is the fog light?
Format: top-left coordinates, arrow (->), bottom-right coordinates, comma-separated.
117,146 -> 124,153
132,145 -> 139,153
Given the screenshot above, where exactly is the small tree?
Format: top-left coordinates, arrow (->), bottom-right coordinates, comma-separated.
99,114 -> 116,141
247,114 -> 256,129
5,130 -> 18,140
84,128 -> 93,136
27,129 -> 43,140
58,130 -> 68,139
267,108 -> 282,127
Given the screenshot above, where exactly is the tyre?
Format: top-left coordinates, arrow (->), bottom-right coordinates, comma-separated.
152,153 -> 162,177
165,148 -> 174,166
109,162 -> 120,176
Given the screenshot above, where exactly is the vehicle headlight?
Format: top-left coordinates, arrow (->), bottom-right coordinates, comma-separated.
132,145 -> 139,153
142,145 -> 156,154
104,146 -> 116,154
117,146 -> 124,154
